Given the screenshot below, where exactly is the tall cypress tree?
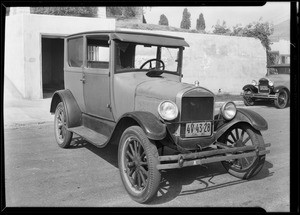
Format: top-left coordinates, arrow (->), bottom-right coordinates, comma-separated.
196,13 -> 206,31
159,14 -> 169,26
180,8 -> 191,29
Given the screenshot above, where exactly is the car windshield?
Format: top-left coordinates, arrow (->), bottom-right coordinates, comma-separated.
115,41 -> 180,74
268,67 -> 290,75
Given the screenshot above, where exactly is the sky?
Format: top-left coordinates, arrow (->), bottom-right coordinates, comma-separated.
143,2 -> 290,32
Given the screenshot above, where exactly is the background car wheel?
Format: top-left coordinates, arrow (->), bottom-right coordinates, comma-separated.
243,90 -> 255,106
118,126 -> 161,203
54,102 -> 73,148
219,123 -> 266,179
274,89 -> 289,109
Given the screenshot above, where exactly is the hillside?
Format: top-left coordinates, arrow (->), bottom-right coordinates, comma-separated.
116,20 -> 205,34
269,19 -> 290,42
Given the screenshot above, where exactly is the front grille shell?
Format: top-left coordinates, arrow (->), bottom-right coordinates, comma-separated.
258,78 -> 270,93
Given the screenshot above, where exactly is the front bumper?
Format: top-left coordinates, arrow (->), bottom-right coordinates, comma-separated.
243,92 -> 277,99
157,142 -> 270,170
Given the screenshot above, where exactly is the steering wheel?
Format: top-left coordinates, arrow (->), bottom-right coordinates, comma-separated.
140,59 -> 165,70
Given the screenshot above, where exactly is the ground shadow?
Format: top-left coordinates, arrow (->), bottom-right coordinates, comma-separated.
250,100 -> 290,109
68,137 -> 88,149
66,136 -> 273,205
148,160 -> 273,205
83,140 -> 119,168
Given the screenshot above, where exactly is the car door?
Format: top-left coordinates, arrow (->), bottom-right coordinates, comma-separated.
64,36 -> 86,112
82,35 -> 114,120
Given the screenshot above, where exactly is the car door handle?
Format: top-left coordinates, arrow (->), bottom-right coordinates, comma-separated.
80,78 -> 85,83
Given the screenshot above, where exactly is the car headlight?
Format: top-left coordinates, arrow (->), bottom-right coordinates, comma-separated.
251,80 -> 257,86
220,102 -> 237,121
158,100 -> 178,121
268,80 -> 274,87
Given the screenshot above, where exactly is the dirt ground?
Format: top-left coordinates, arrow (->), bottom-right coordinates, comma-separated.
4,105 -> 290,211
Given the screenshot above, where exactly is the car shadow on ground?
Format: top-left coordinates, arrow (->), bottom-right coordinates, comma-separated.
66,137 -> 273,205
248,100 -> 290,109
67,136 -> 119,168
148,160 -> 273,205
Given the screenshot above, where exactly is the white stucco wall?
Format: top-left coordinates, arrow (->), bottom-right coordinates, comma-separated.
5,14 -> 116,99
4,15 -> 26,96
120,28 -> 267,95
270,39 -> 290,55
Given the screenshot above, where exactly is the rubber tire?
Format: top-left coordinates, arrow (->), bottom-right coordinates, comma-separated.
220,123 -> 266,179
243,90 -> 255,106
54,102 -> 73,148
274,89 -> 289,109
118,126 -> 161,203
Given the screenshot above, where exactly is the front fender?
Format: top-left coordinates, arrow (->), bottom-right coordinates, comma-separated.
50,89 -> 82,128
274,85 -> 290,94
119,111 -> 167,140
215,108 -> 268,140
242,84 -> 258,93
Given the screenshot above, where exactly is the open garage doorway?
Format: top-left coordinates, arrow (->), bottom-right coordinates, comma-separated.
42,37 -> 64,98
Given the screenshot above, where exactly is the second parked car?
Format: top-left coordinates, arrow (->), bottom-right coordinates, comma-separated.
242,64 -> 290,109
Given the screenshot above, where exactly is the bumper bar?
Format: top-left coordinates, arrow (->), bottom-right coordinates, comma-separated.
157,143 -> 270,170
243,93 -> 277,99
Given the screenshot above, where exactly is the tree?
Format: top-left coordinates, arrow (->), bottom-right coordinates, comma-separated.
123,7 -> 138,18
106,7 -> 123,17
143,15 -> 147,23
106,7 -> 141,19
30,7 -> 98,17
159,14 -> 169,26
230,20 -> 274,65
212,20 -> 231,35
180,8 -> 191,29
196,13 -> 205,31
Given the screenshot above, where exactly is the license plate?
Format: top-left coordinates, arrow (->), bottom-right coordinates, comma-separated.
185,122 -> 212,137
259,85 -> 269,91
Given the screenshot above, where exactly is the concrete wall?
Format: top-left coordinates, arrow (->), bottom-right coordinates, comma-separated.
120,29 -> 267,94
5,14 -> 115,99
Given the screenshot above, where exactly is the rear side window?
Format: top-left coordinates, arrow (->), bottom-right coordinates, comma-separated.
68,37 -> 83,67
87,37 -> 110,69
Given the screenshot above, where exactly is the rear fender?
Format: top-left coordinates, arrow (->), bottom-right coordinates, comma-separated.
50,89 -> 82,128
215,108 -> 268,140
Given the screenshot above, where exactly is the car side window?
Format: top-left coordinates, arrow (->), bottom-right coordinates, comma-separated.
68,37 -> 83,67
87,38 -> 109,69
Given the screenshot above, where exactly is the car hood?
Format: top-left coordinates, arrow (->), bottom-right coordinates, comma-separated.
264,74 -> 290,86
113,72 -> 214,119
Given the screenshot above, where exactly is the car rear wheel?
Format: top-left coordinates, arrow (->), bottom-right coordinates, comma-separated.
219,123 -> 266,179
243,90 -> 255,106
54,102 -> 73,148
118,126 -> 161,203
274,89 -> 289,109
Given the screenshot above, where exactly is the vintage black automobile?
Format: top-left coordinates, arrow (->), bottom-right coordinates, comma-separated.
50,31 -> 270,203
242,64 -> 290,109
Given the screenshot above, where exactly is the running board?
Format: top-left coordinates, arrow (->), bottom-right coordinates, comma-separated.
68,126 -> 108,148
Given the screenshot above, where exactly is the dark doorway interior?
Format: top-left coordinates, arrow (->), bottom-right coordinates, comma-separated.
42,37 -> 64,98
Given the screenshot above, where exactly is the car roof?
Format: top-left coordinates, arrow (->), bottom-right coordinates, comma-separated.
66,30 -> 190,47
267,64 -> 290,68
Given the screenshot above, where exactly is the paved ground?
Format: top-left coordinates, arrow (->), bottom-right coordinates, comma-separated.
4,97 -> 290,211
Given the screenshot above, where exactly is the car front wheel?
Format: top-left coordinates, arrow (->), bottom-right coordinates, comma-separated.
274,89 -> 289,109
219,123 -> 266,179
54,102 -> 73,148
118,126 -> 161,203
243,90 -> 255,106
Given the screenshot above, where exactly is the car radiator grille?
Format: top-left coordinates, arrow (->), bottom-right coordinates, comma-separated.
181,97 -> 214,121
258,79 -> 270,93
